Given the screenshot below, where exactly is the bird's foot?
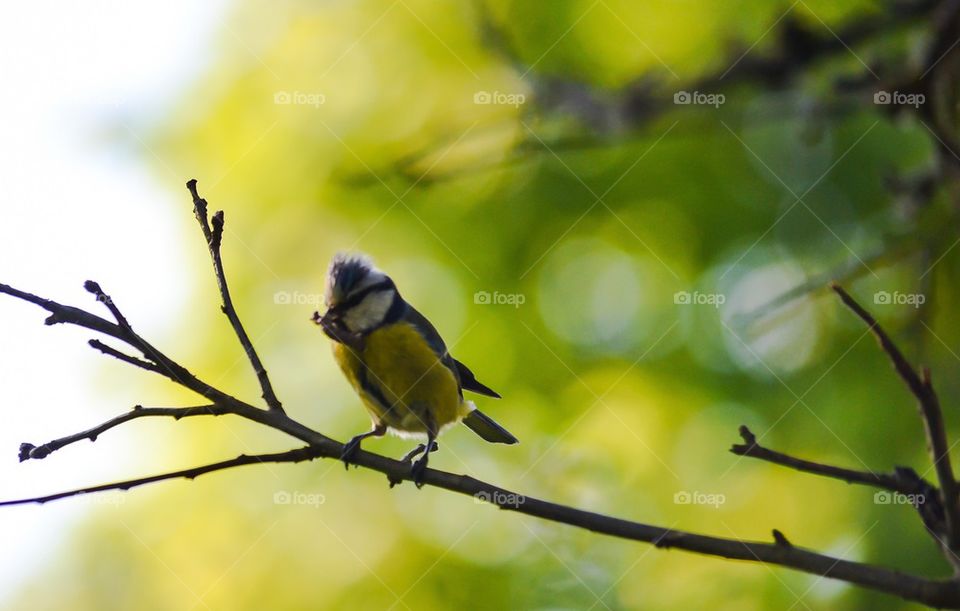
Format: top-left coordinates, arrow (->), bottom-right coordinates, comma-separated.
410,453 -> 429,488
400,441 -> 439,464
340,435 -> 364,469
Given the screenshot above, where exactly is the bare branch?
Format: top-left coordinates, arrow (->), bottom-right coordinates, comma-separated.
732,425 -> 912,493
0,282 -> 254,414
186,179 -> 284,414
832,282 -> 960,552
19,404 -> 231,461
0,282 -> 127,339
733,425 -> 949,546
83,280 -> 132,331
88,339 -> 160,373
2,446 -> 322,505
3,436 -> 960,608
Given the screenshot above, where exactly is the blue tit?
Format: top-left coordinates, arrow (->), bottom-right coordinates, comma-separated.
312,253 -> 518,486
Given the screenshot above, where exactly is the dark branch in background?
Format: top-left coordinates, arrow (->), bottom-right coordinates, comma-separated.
424,0 -> 940,163
187,179 -> 284,414
832,282 -> 960,552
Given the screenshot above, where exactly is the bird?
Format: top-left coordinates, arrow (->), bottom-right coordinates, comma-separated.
313,253 -> 518,486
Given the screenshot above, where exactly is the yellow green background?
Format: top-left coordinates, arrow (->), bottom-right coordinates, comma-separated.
2,1 -> 957,609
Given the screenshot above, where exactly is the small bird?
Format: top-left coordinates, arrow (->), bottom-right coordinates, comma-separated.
313,253 -> 518,486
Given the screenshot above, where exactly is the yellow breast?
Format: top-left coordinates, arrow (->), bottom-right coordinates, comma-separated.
332,323 -> 465,434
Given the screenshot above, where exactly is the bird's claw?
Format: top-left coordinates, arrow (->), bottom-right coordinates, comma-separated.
400,441 -> 438,464
340,437 -> 362,469
410,455 -> 429,488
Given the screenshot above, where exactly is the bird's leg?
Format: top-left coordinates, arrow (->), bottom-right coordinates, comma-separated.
410,415 -> 438,488
400,440 -> 439,463
341,423 -> 386,469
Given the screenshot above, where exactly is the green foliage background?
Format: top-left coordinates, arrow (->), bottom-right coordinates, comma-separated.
8,1 -> 960,609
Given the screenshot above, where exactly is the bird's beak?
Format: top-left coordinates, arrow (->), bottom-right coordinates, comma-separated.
311,309 -> 332,329
312,309 -> 344,342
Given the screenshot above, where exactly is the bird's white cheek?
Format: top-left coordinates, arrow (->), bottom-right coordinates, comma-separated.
343,291 -> 394,333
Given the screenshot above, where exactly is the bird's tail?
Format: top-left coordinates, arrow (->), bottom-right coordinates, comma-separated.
463,408 -> 519,444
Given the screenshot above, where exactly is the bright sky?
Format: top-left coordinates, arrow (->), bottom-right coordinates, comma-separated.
0,0 -> 228,596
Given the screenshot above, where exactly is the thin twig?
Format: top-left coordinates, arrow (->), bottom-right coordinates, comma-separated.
88,339 -> 160,373
832,283 -> 960,552
0,282 -> 250,414
186,179 -> 284,414
731,425 -> 909,492
19,404 -> 231,461
3,446 -> 322,505
83,281 -> 132,330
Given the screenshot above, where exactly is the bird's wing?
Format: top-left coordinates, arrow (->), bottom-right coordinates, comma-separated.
401,303 -> 463,390
452,358 -> 501,398
402,303 -> 501,398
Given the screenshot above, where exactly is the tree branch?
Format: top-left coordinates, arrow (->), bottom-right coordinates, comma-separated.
18,404 -> 231,461
3,183 -> 960,607
2,446 -> 322,505
186,179 -> 284,414
732,425 -> 915,492
87,339 -> 161,374
732,425 -> 948,544
0,282 -> 259,417
2,435 -> 960,608
832,282 -> 960,553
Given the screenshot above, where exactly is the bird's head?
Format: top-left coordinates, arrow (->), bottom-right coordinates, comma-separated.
319,252 -> 399,336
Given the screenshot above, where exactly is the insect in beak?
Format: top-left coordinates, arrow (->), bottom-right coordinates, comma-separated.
312,309 -> 363,350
